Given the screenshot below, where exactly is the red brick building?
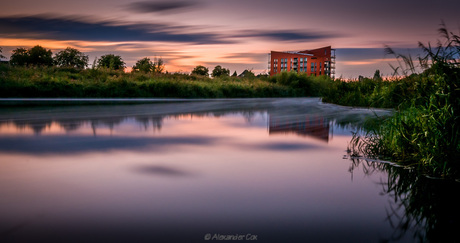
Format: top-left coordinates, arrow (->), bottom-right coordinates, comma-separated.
268,46 -> 335,78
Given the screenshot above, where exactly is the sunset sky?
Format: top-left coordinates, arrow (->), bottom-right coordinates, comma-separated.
1,0 -> 459,78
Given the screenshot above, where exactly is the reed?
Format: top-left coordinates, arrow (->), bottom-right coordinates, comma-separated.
347,23 -> 460,179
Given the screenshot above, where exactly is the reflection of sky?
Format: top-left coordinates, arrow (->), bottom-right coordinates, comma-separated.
0,101 -> 404,242
1,0 -> 458,77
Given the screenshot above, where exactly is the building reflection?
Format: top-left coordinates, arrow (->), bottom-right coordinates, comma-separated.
1,109 -> 336,142
268,114 -> 330,141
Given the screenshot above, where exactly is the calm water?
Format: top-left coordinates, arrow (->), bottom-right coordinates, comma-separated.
0,98 -> 458,243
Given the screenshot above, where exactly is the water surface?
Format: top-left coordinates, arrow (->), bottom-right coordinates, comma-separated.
0,98 -> 456,243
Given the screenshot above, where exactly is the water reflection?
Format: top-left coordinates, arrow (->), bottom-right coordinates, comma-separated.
348,158 -> 460,243
1,98 -> 402,243
0,98 -> 388,143
132,165 -> 196,177
269,114 -> 329,141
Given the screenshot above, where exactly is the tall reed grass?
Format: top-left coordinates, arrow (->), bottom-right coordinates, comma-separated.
347,23 -> 460,179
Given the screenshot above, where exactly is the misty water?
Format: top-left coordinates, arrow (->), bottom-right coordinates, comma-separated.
0,98 -> 458,243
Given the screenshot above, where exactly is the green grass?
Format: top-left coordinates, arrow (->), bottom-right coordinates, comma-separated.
344,25 -> 460,179
0,66 -> 313,98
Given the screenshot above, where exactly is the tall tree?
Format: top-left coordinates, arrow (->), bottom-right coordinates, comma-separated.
97,54 -> 125,70
211,65 -> 230,78
191,65 -> 209,76
54,47 -> 89,69
28,45 -> 53,66
10,45 -> 53,66
133,57 -> 155,73
132,57 -> 165,73
10,48 -> 30,66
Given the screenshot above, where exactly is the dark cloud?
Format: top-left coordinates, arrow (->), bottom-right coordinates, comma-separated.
0,15 -> 229,44
336,48 -> 423,61
128,1 -> 201,13
233,30 -> 337,41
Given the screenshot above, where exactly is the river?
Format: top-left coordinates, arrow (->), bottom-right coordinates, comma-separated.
0,98 -> 458,243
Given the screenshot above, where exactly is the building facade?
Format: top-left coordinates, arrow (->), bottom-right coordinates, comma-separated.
268,46 -> 335,78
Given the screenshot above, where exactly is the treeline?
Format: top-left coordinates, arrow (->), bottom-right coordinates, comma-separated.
0,45 -> 331,98
2,45 -> 166,74
0,45 -> 255,78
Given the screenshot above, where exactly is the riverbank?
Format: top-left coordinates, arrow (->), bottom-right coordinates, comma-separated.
0,65 -> 316,98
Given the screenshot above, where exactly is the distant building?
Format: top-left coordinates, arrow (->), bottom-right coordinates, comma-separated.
268,46 -> 335,78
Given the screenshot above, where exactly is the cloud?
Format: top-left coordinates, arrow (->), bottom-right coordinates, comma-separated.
127,1 -> 202,14
0,15 -> 229,44
233,30 -> 338,41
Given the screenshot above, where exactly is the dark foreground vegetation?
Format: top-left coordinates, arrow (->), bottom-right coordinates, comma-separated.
342,25 -> 460,179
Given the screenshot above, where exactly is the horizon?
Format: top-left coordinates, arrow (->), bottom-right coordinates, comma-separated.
1,0 -> 459,78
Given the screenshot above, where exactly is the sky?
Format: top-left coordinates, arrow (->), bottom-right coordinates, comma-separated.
0,0 -> 459,78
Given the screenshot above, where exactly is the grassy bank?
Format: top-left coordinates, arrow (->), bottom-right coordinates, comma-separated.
0,65 -> 330,98
341,28 -> 460,179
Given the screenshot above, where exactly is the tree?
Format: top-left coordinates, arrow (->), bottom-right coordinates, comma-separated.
239,69 -> 255,78
155,57 -> 165,74
10,45 -> 53,66
54,47 -> 89,69
211,65 -> 230,78
97,54 -> 125,70
28,45 -> 53,66
191,65 -> 209,76
0,47 -> 5,60
10,48 -> 29,66
132,57 -> 165,73
133,57 -> 155,73
373,69 -> 382,81
232,71 -> 237,77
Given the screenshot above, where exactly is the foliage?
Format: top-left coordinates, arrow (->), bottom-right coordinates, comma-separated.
155,57 -> 165,73
132,57 -> 155,73
269,71 -> 333,96
10,45 -> 53,66
0,65 -> 298,98
211,65 -> 230,78
132,57 -> 165,74
346,23 -> 460,179
97,54 -> 125,70
239,69 -> 255,78
54,47 -> 89,69
373,69 -> 382,81
191,65 -> 209,76
0,47 -> 5,60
